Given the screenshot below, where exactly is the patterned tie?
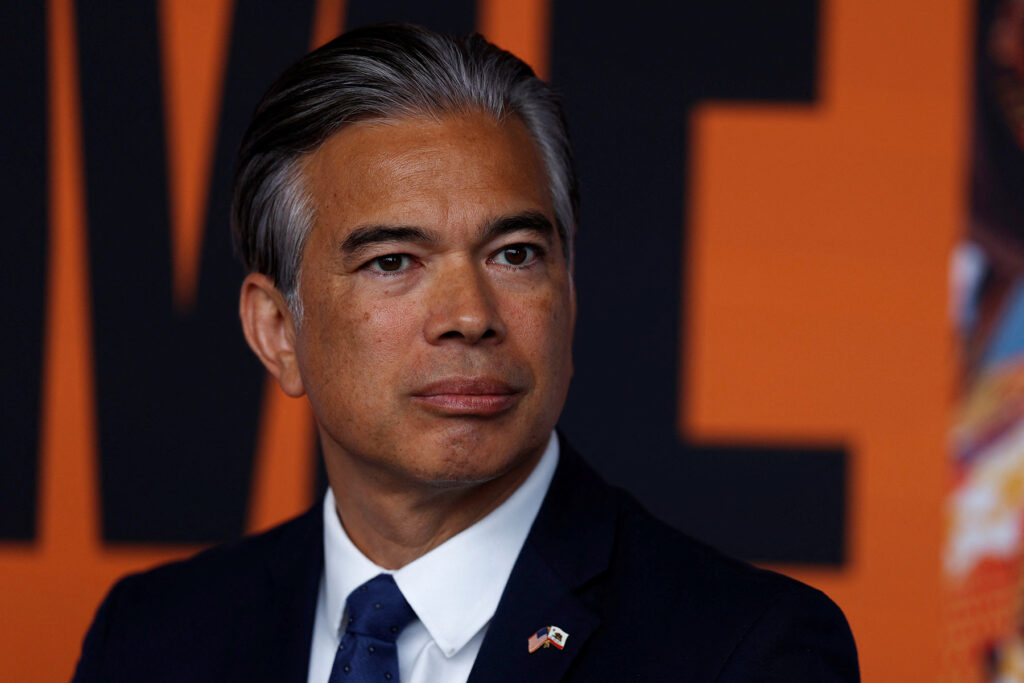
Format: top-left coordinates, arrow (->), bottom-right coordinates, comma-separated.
328,574 -> 417,682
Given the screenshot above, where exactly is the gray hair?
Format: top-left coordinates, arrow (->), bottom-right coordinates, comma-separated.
231,22 -> 579,312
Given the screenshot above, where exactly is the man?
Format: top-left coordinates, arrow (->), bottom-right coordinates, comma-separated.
75,23 -> 858,682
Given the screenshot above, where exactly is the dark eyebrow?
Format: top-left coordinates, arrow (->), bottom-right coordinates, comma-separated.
340,225 -> 439,255
481,211 -> 555,243
339,211 -> 554,256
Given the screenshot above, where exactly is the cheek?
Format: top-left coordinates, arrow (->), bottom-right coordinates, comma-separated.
506,289 -> 573,366
360,297 -> 420,351
299,286 -> 419,389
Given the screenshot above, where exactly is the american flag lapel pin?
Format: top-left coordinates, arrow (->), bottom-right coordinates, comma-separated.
528,626 -> 549,653
527,625 -> 570,653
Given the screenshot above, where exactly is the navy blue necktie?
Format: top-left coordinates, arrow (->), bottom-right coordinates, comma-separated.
328,574 -> 416,682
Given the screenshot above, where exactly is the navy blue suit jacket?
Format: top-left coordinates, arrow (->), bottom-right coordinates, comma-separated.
74,441 -> 859,681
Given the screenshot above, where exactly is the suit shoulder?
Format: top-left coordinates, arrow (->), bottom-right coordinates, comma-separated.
73,508 -> 321,682
610,488 -> 828,607
585,490 -> 858,679
112,507 -> 317,601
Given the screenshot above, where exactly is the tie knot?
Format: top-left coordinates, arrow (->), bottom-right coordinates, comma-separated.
344,574 -> 416,642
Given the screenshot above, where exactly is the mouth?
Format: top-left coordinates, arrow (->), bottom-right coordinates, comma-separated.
410,378 -> 520,416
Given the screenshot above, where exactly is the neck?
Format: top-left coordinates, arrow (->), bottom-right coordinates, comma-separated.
323,442 -> 544,570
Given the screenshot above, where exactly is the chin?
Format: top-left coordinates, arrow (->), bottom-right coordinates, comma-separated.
408,427 -> 540,488
417,450 -> 518,488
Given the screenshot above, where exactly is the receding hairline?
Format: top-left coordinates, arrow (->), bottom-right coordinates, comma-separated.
286,107 -> 567,291
299,108 -> 551,192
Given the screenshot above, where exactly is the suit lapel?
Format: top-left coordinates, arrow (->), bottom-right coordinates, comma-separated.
468,437 -> 618,682
232,504 -> 325,682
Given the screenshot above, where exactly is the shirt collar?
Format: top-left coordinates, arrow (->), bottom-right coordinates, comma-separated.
322,432 -> 559,658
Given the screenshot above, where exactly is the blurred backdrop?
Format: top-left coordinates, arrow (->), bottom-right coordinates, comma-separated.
0,0 -> 975,679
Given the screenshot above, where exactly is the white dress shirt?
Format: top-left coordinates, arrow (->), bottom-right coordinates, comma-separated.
307,432 -> 559,683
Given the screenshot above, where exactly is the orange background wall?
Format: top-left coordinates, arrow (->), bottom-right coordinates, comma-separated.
688,0 -> 965,678
0,0 -> 966,680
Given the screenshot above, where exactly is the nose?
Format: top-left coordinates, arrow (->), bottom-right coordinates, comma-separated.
424,258 -> 505,345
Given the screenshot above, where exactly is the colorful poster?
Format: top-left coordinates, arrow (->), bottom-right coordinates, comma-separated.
949,1 -> 1024,680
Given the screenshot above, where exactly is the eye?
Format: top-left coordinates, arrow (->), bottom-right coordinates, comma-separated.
368,254 -> 412,273
492,244 -> 538,267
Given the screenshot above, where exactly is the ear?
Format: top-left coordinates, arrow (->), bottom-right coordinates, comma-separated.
239,273 -> 305,397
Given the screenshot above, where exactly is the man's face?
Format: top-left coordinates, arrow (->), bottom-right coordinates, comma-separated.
294,112 -> 575,488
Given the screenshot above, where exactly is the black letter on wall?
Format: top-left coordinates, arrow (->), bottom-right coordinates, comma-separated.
0,4 -> 47,541
554,1 -> 846,564
76,2 -> 317,542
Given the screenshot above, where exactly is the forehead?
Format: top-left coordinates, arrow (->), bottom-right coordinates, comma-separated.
301,112 -> 554,238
